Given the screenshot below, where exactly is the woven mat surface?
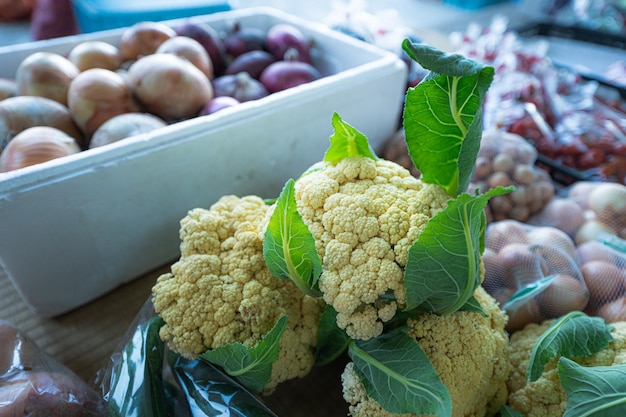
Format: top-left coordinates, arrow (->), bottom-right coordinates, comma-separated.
0,263 -> 165,384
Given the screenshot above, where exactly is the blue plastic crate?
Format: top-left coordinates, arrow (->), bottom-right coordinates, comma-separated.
443,0 -> 509,10
71,0 -> 232,33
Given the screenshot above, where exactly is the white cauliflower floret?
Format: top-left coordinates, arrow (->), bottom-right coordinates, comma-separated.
152,195 -> 324,393
295,156 -> 450,340
342,286 -> 510,417
507,319 -> 626,417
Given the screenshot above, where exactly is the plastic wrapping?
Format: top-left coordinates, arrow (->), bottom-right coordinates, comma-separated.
0,320 -> 106,416
450,16 -> 626,186
482,220 -> 590,332
98,299 -> 278,417
468,128 -> 554,223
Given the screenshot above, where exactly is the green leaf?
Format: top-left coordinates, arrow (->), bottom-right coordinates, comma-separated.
559,358 -> 626,417
402,40 -> 489,77
263,179 -> 322,298
404,187 -> 512,314
596,233 -> 626,254
200,315 -> 288,393
323,112 -> 378,164
503,275 -> 556,312
500,404 -> 525,417
315,305 -> 351,366
349,332 -> 451,416
401,41 -> 494,197
527,311 -> 614,382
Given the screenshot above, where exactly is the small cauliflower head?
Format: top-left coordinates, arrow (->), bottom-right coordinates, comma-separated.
152,195 -> 324,393
295,156 -> 450,340
507,319 -> 626,417
341,286 -> 510,417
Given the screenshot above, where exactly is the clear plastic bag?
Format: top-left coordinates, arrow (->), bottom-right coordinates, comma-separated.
482,220 -> 589,332
468,128 -> 555,223
0,320 -> 106,417
98,299 -> 278,417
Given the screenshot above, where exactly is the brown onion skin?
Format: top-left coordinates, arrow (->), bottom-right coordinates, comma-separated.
15,52 -> 80,106
0,78 -> 17,101
0,126 -> 81,172
89,112 -> 166,148
259,60 -> 321,93
0,96 -> 84,151
67,40 -> 122,72
537,274 -> 589,318
156,36 -> 214,79
174,20 -> 226,75
67,68 -> 139,138
127,53 -> 213,121
118,21 -> 177,62
581,260 -> 624,308
596,296 -> 626,323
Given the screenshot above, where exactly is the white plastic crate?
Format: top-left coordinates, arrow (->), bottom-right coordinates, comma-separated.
0,7 -> 407,318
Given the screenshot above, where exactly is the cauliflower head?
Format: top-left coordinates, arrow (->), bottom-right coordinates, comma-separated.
341,286 -> 510,417
295,156 -> 450,340
507,319 -> 626,417
152,195 -> 325,393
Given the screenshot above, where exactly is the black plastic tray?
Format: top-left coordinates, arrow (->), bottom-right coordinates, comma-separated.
515,21 -> 626,99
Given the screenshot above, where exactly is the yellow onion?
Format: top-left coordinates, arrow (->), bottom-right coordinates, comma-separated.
0,126 -> 81,172
15,52 -> 79,106
118,21 -> 177,62
67,68 -> 139,138
67,40 -> 122,72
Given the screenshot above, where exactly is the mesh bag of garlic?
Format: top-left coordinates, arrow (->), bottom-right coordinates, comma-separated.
468,128 -> 555,223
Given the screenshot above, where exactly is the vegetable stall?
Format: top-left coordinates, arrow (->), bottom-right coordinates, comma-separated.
1,3 -> 626,417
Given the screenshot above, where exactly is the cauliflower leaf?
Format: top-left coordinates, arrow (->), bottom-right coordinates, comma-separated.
348,331 -> 451,416
200,315 -> 288,393
559,357 -> 626,417
527,311 -> 614,382
315,305 -> 351,366
264,179 -> 322,297
323,112 -> 378,164
404,187 -> 511,314
402,40 -> 494,197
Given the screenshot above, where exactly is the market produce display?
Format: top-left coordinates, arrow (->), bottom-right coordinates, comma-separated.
3,10 -> 626,417
0,18 -> 325,172
100,37 -> 626,417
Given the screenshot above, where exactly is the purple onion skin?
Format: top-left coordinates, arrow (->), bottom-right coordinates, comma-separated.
223,25 -> 267,60
266,23 -> 311,64
200,96 -> 241,116
212,72 -> 269,102
224,50 -> 277,80
260,61 -> 321,93
175,20 -> 226,75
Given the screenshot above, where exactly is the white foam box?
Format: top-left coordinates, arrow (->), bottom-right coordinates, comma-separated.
0,7 -> 407,318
